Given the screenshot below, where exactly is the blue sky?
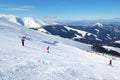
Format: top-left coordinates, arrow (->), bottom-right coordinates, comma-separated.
0,0 -> 120,20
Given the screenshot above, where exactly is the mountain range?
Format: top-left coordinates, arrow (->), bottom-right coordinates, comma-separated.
0,14 -> 58,27
0,14 -> 120,80
0,14 -> 120,56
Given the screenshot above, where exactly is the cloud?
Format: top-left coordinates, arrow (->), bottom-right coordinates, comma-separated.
1,6 -> 33,11
114,18 -> 120,20
44,16 -> 58,19
41,16 -> 59,21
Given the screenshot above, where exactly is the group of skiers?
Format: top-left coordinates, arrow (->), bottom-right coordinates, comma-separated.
21,35 -> 113,65
21,35 -> 50,53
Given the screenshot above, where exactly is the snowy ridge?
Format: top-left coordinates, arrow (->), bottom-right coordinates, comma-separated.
64,26 -> 88,37
23,17 -> 43,28
0,14 -> 21,25
103,46 -> 120,54
0,14 -> 59,34
0,16 -> 120,80
115,40 -> 120,44
0,14 -> 58,28
64,26 -> 100,40
93,22 -> 103,27
95,29 -> 100,34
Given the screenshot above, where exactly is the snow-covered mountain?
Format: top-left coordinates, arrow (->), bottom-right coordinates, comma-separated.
59,19 -> 120,26
42,24 -> 120,46
1,14 -> 120,80
2,14 -> 120,46
0,14 -> 58,29
43,25 -> 101,43
0,14 -> 60,34
0,14 -> 120,55
93,22 -> 103,27
103,46 -> 120,54
22,17 -> 45,28
0,14 -> 22,25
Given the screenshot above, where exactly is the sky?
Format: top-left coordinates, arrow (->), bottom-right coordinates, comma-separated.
0,0 -> 120,20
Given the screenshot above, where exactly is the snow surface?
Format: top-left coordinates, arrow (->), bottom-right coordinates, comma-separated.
64,26 -> 87,37
0,18 -> 120,80
95,29 -> 100,34
64,26 -> 101,42
115,40 -> 120,44
72,34 -> 83,39
0,14 -> 21,25
103,46 -> 120,54
107,34 -> 112,40
38,28 -> 48,33
23,17 -> 43,28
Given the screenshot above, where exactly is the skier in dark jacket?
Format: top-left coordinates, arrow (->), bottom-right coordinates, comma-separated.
21,36 -> 26,46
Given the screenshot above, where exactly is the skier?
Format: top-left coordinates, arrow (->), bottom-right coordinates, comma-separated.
46,46 -> 50,53
21,35 -> 26,46
109,59 -> 112,65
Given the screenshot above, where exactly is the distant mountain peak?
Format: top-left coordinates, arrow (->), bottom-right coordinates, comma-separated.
23,17 -> 42,28
0,14 -> 21,25
93,22 -> 103,27
0,14 -> 59,29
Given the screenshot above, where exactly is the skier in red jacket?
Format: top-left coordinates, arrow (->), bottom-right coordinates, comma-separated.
109,59 -> 112,65
46,46 -> 50,53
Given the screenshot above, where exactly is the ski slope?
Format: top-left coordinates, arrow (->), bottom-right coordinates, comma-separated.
0,18 -> 120,80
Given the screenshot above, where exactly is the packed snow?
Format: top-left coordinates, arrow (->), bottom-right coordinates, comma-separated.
0,18 -> 120,80
95,29 -> 100,34
107,34 -> 112,40
64,26 -> 87,37
115,40 -> 120,44
64,26 -> 101,42
103,46 -> 120,54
